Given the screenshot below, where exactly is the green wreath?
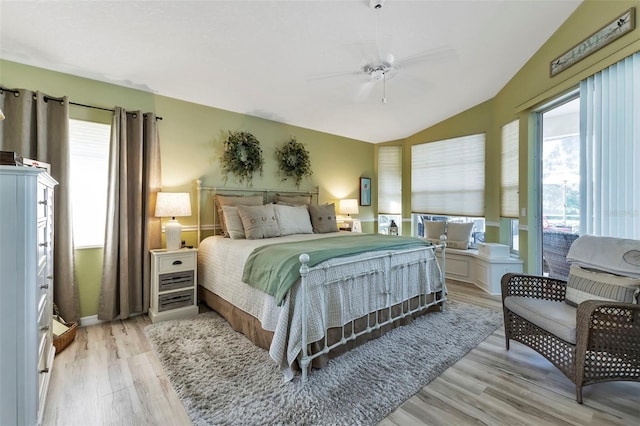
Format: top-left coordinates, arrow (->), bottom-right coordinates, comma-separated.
220,130 -> 264,186
275,137 -> 313,187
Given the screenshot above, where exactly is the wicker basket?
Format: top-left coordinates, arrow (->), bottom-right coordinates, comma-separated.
52,304 -> 78,354
53,321 -> 78,354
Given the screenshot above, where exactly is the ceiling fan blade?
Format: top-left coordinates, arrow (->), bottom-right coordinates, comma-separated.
396,46 -> 457,69
355,80 -> 377,103
343,40 -> 382,66
305,69 -> 363,82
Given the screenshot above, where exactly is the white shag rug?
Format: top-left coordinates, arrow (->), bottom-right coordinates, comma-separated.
145,301 -> 502,426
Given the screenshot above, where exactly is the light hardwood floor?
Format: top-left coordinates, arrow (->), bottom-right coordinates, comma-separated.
43,281 -> 640,426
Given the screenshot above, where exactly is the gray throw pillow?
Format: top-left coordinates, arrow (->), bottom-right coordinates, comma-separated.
237,204 -> 281,239
215,194 -> 263,237
308,203 -> 338,233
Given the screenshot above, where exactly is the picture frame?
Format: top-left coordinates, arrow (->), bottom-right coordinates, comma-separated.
359,177 -> 371,206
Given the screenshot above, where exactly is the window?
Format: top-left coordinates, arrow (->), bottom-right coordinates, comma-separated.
411,134 -> 485,217
501,120 -> 519,251
378,214 -> 402,235
378,145 -> 402,235
377,145 -> 402,214
69,119 -> 110,248
501,120 -> 519,218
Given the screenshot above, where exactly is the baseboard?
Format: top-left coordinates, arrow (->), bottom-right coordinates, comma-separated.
79,311 -> 144,327
79,315 -> 103,327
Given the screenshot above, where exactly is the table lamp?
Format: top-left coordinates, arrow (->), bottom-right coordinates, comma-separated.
338,198 -> 359,230
155,192 -> 191,251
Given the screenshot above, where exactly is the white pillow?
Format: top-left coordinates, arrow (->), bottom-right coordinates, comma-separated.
424,221 -> 446,245
221,206 -> 245,239
237,204 -> 281,239
274,204 -> 313,235
446,222 -> 474,249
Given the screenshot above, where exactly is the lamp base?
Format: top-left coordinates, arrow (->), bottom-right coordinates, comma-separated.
165,219 -> 182,251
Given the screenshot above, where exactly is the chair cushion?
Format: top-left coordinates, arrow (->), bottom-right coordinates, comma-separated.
504,296 -> 577,344
566,264 -> 640,307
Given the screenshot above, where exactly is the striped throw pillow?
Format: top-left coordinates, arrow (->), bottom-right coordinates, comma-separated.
566,264 -> 640,306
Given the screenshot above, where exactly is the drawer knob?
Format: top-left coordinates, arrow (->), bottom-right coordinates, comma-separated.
39,242 -> 48,247
40,284 -> 49,289
172,260 -> 183,265
39,368 -> 49,374
38,200 -> 48,206
40,325 -> 49,332
46,275 -> 53,280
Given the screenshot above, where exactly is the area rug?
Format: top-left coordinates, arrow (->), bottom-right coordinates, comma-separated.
145,301 -> 502,426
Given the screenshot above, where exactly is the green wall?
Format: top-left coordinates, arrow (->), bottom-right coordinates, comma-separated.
385,0 -> 640,272
1,60 -> 374,318
2,0 -> 639,316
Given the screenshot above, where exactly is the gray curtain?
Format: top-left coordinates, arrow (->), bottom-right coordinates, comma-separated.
0,87 -> 79,322
98,107 -> 162,321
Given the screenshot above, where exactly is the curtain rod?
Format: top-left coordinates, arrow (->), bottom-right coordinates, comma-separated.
0,86 -> 163,120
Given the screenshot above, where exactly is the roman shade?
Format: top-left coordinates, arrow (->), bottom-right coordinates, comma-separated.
411,134 -> 485,217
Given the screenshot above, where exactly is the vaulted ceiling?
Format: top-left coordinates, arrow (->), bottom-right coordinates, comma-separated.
0,0 -> 582,143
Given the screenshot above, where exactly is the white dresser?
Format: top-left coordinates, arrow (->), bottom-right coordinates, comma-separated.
0,166 -> 57,426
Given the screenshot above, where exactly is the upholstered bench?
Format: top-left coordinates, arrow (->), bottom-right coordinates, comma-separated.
501,235 -> 640,403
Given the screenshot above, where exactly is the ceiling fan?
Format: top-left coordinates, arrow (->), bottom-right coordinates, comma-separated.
312,0 -> 456,104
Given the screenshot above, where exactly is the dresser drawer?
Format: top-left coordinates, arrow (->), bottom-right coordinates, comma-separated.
157,252 -> 196,273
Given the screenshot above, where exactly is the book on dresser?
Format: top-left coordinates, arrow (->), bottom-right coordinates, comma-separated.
0,165 -> 57,426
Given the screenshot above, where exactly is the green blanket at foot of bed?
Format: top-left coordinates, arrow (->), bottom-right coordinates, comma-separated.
242,234 -> 432,305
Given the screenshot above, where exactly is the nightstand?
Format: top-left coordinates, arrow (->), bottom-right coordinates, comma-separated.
149,248 -> 198,323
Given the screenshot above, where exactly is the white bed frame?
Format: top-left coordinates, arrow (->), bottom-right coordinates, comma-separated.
196,179 -> 446,382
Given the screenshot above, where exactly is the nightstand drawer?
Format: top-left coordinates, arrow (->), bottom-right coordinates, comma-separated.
158,289 -> 194,312
157,252 -> 196,273
159,270 -> 194,291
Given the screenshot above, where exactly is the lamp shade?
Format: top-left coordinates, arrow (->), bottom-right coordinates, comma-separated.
155,192 -> 192,218
338,198 -> 359,216
155,192 -> 191,251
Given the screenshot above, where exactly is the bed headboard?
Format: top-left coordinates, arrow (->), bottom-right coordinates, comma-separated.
195,179 -> 320,244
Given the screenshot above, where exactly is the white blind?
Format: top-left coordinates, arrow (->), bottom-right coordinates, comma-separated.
378,145 -> 402,214
411,134 -> 485,216
500,120 -> 519,218
580,51 -> 640,239
69,119 -> 111,248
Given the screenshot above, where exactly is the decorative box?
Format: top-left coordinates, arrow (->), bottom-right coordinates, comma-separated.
478,243 -> 510,259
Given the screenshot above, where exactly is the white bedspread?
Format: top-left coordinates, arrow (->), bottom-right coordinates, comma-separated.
198,232 -> 443,380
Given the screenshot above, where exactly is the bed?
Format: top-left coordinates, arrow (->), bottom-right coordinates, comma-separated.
195,182 -> 446,381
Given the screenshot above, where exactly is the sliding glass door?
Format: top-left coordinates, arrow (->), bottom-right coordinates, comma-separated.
536,94 -> 580,278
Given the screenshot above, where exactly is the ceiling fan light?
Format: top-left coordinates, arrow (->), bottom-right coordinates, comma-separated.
371,69 -> 385,81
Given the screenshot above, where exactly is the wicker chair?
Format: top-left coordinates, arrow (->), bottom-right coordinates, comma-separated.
501,273 -> 640,403
542,230 -> 579,280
